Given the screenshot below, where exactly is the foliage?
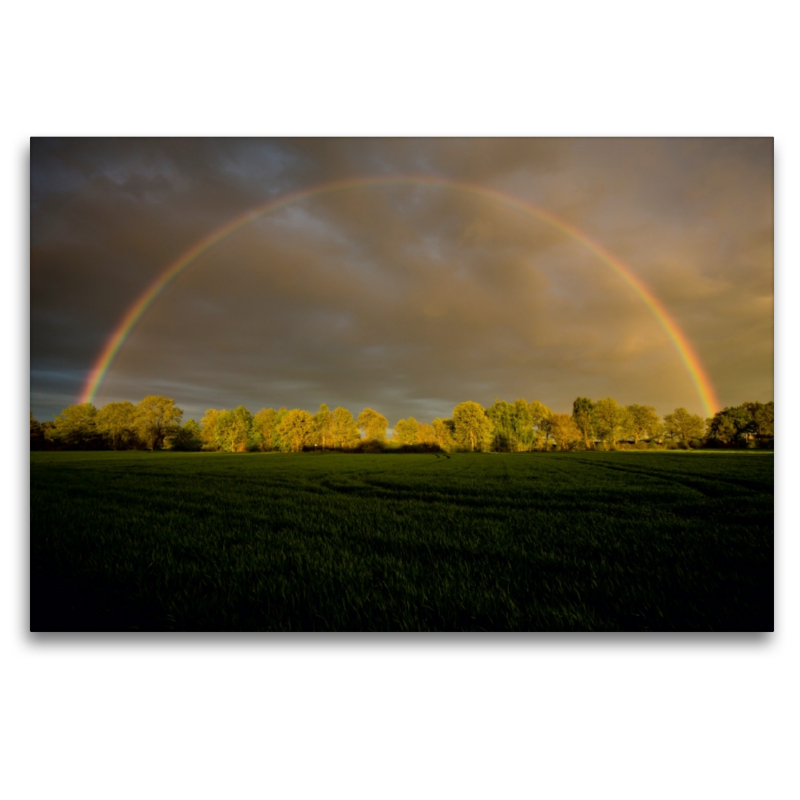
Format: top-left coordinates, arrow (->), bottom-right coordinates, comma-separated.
30,412 -> 45,450
252,408 -> 279,452
626,404 -> 662,445
216,406 -> 254,453
486,398 -> 532,452
452,401 -> 493,452
528,400 -> 552,451
314,404 -> 334,448
393,417 -> 419,446
663,407 -> 706,446
276,409 -> 316,452
135,395 -> 183,451
548,413 -> 581,450
572,397 -> 596,450
31,395 -> 774,453
46,403 -> 100,449
170,419 -> 202,451
95,401 -> 138,450
416,422 -> 436,447
593,397 -> 632,450
707,401 -> 774,447
356,408 -> 388,441
431,418 -> 455,452
200,408 -> 221,451
330,407 -> 361,450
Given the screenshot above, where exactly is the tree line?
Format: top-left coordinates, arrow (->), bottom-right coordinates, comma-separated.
30,394 -> 774,453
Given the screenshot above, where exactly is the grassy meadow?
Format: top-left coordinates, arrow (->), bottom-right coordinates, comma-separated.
30,450 -> 773,632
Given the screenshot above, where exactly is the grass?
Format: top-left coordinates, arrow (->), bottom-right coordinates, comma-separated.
30,450 -> 773,631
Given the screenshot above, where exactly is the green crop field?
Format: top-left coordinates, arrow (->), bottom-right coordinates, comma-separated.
29,450 -> 773,632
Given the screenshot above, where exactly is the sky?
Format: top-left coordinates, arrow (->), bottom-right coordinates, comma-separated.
30,137 -> 773,425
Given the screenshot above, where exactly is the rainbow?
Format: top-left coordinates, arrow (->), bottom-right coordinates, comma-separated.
79,175 -> 720,417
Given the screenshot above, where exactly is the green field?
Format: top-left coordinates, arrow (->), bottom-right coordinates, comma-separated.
30,450 -> 774,631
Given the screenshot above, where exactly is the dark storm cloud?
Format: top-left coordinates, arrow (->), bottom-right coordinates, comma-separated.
30,137 -> 773,424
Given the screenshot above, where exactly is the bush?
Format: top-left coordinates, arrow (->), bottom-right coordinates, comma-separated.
389,443 -> 444,454
354,438 -> 387,454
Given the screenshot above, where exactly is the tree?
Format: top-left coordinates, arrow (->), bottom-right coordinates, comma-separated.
200,408 -> 221,451
593,397 -> 631,450
572,397 -> 596,450
431,418 -> 455,452
548,413 -> 581,451
707,410 -> 740,445
750,401 -> 774,442
626,404 -> 661,446
30,412 -> 44,450
528,400 -> 552,451
252,408 -> 279,451
394,418 -> 419,446
135,395 -> 183,451
452,401 -> 493,452
170,419 -> 202,451
417,423 -> 436,447
356,408 -> 388,441
314,404 -> 334,449
706,401 -> 774,447
512,399 -> 533,451
48,403 -> 99,449
272,407 -> 289,451
216,406 -> 253,452
486,399 -> 528,452
753,401 -> 774,440
276,409 -> 315,452
96,401 -> 137,450
663,407 -> 706,446
330,407 -> 361,449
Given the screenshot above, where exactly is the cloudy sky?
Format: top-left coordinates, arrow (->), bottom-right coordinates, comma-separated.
30,137 -> 773,425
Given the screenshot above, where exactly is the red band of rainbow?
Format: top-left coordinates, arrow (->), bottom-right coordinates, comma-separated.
79,175 -> 720,417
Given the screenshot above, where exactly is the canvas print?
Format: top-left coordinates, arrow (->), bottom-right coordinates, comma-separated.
30,137 -> 774,631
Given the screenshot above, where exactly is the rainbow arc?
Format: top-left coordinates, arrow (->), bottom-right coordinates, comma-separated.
80,175 -> 720,417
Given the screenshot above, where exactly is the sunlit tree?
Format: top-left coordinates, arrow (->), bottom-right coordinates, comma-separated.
452,401 -> 493,452
252,408 -> 279,451
314,404 -> 334,449
200,409 -> 221,451
432,418 -> 455,452
593,397 -> 631,450
528,400 -> 552,451
572,397 -> 596,450
417,422 -> 436,447
216,406 -> 253,452
135,395 -> 183,451
394,418 -> 419,446
331,407 -> 361,449
626,404 -> 661,446
549,413 -> 581,451
48,403 -> 99,449
277,409 -> 315,452
486,399 -> 530,452
356,408 -> 388,441
750,401 -> 774,442
96,401 -> 137,450
272,408 -> 290,452
663,407 -> 706,446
